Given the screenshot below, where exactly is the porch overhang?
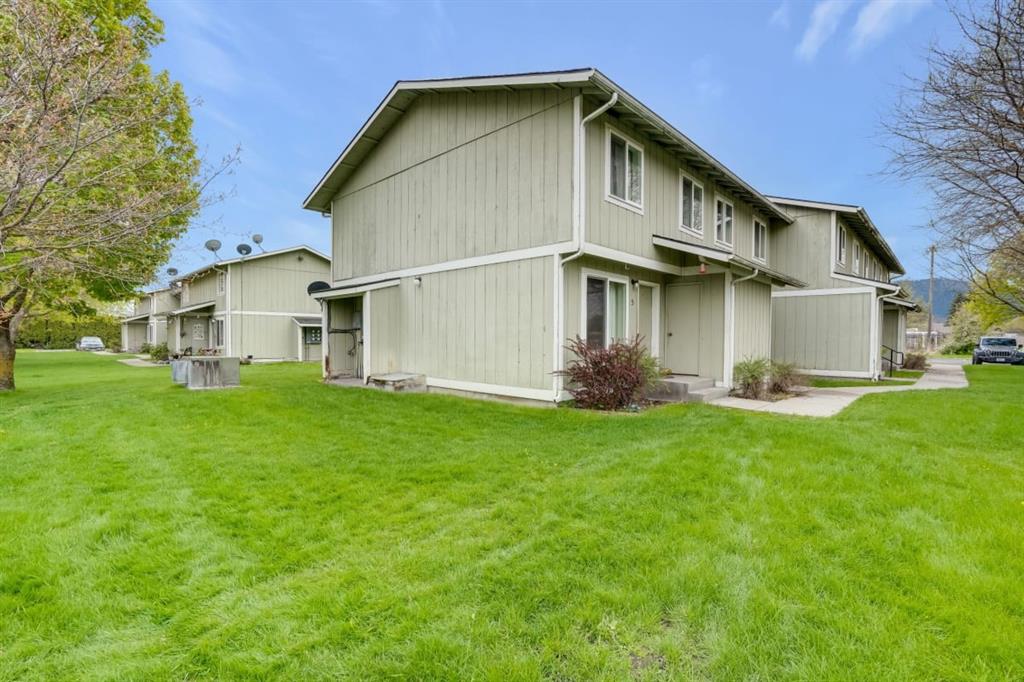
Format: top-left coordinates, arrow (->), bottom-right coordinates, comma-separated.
292,315 -> 322,327
652,235 -> 806,288
122,312 -> 150,323
169,301 -> 215,316
312,278 -> 400,301
884,297 -> 919,311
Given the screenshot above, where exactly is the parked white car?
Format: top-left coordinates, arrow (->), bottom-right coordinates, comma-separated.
76,336 -> 105,351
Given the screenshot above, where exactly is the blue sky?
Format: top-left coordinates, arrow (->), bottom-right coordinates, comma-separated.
150,0 -> 959,281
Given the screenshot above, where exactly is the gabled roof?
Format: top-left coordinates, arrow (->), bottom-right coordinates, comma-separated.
304,68 -> 792,224
766,196 -> 905,275
172,245 -> 329,284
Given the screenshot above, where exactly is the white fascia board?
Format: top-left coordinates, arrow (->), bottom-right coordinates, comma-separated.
766,196 -> 860,213
831,270 -> 899,291
313,279 -> 401,301
396,69 -> 595,92
326,242 -> 575,290
772,286 -> 875,298
583,243 -> 682,275
652,235 -> 731,263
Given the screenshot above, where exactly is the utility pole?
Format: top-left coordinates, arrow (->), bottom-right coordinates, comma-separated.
927,244 -> 936,351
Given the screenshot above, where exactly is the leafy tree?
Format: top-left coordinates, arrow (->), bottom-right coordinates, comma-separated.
887,1 -> 1024,317
0,0 -> 228,390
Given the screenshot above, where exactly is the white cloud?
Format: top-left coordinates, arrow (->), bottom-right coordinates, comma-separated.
850,0 -> 930,54
796,0 -> 853,61
770,1 -> 791,29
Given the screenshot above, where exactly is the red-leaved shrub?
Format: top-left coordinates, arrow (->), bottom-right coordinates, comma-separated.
557,335 -> 661,410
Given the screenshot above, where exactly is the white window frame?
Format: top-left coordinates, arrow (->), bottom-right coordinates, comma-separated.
678,170 -> 704,236
217,270 -> 226,295
714,195 -> 734,248
837,225 -> 847,265
853,242 -> 861,275
211,318 -> 225,348
604,125 -> 644,214
580,268 -> 631,349
752,217 -> 768,263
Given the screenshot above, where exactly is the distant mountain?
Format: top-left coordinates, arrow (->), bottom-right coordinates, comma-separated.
903,278 -> 969,321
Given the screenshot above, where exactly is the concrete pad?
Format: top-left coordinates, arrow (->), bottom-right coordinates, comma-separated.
708,362 -> 968,418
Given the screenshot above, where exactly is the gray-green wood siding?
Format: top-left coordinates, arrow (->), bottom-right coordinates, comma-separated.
733,279 -> 772,363
330,89 -> 576,282
772,293 -> 873,372
367,257 -> 553,390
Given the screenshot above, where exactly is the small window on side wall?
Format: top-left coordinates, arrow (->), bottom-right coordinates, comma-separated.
607,129 -> 643,211
585,275 -> 627,348
680,173 -> 704,234
217,271 -> 226,295
837,225 -> 847,265
753,218 -> 767,262
715,197 -> 734,246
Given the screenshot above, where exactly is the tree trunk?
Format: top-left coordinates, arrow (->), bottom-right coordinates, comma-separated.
0,328 -> 14,391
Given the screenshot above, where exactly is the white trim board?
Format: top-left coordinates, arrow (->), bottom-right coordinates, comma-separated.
314,279 -> 402,301
772,286 -> 875,298
231,310 -> 326,317
582,243 -> 682,275
426,376 -> 555,403
327,241 -> 575,290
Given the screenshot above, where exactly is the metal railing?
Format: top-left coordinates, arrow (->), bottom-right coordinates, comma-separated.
881,345 -> 904,377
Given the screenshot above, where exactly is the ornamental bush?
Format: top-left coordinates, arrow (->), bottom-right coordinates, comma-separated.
733,357 -> 770,400
558,335 -> 664,410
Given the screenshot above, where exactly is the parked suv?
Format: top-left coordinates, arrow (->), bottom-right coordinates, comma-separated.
76,336 -> 105,351
971,336 -> 1023,365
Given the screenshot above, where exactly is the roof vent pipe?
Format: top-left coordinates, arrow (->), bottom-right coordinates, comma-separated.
563,91 -> 619,266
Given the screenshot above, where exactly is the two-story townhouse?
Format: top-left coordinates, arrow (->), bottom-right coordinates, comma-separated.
304,69 -> 805,403
123,245 -> 330,361
766,197 -> 917,378
121,286 -> 179,351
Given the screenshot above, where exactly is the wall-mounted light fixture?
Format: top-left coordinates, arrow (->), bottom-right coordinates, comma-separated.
413,277 -> 422,286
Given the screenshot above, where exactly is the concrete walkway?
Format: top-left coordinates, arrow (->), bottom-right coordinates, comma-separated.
709,361 -> 969,418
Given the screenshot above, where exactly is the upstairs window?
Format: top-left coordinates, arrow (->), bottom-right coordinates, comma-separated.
217,271 -> 226,295
715,197 -> 734,246
753,218 -> 768,262
679,172 -> 704,234
606,129 -> 643,211
853,243 -> 861,275
837,225 -> 847,265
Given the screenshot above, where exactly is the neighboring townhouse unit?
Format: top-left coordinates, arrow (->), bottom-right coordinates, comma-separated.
122,246 -> 330,361
121,287 -> 178,351
766,197 -> 917,378
304,69 -> 805,402
171,245 -> 330,361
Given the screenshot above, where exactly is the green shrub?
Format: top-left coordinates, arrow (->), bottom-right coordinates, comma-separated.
769,360 -> 803,394
902,353 -> 928,370
139,342 -> 152,354
15,312 -> 120,349
940,339 -> 976,355
148,343 -> 169,362
733,357 -> 770,400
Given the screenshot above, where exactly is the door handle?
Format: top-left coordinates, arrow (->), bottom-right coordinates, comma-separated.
667,332 -> 673,337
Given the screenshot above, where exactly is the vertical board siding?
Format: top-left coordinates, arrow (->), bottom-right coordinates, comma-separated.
229,252 -> 329,315
331,89 -> 575,281
188,271 -> 222,308
733,280 -> 772,362
367,257 -> 553,390
583,108 -> 775,269
771,293 -> 872,372
230,313 -> 303,360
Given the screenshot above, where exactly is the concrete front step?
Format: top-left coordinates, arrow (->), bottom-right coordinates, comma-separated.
686,386 -> 730,403
367,372 -> 426,393
652,375 -> 722,403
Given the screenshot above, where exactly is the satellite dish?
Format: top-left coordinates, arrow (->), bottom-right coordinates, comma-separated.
252,233 -> 265,252
166,267 -> 178,277
307,281 -> 331,296
236,243 -> 252,256
204,239 -> 222,253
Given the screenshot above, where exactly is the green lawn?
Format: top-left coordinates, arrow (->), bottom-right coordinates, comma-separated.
892,369 -> 926,380
2,352 -> 1023,680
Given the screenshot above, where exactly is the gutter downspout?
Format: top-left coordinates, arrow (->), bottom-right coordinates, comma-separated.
563,91 -> 618,267
554,91 -> 619,401
726,267 -> 759,387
